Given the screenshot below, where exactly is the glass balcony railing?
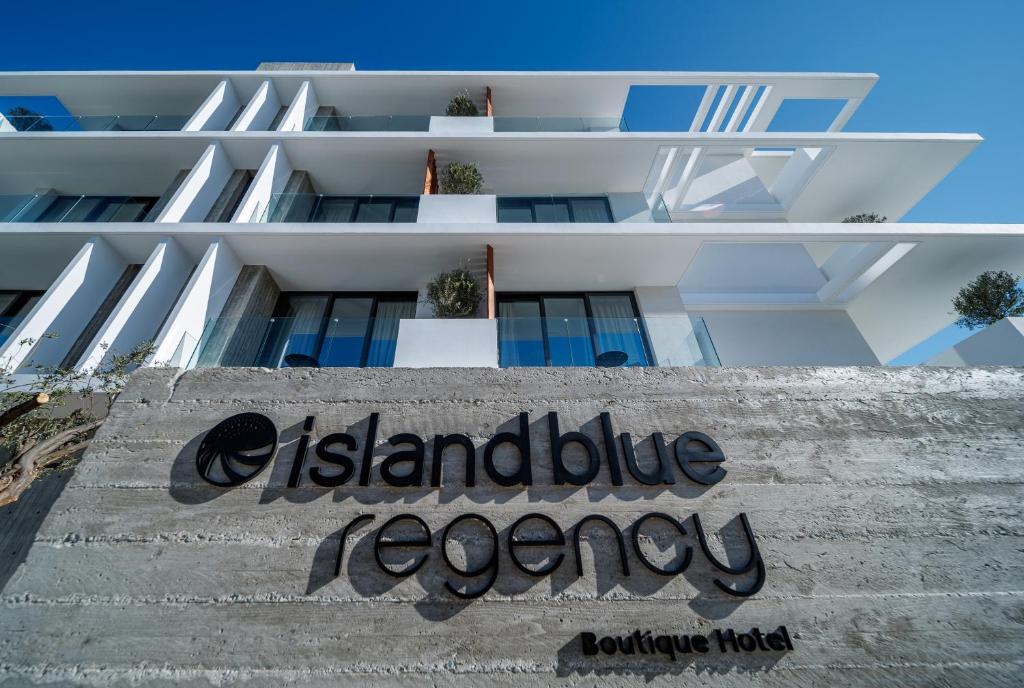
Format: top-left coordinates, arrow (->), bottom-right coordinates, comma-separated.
650,194 -> 672,223
4,114 -> 190,132
493,117 -> 628,132
188,316 -> 407,369
256,194 -> 419,223
183,314 -> 718,370
305,115 -> 431,132
497,315 -> 718,368
0,195 -> 157,222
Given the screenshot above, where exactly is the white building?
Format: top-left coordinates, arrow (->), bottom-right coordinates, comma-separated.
0,63 -> 1019,377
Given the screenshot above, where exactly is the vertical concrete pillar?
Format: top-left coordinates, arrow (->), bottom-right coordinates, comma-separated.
156,143 -> 235,223
277,80 -> 319,132
76,238 -> 195,372
59,264 -> 142,369
231,144 -> 294,223
144,170 -> 190,222
149,239 -> 242,367
231,80 -> 282,132
195,266 -> 281,367
0,238 -> 127,372
204,170 -> 255,222
183,80 -> 241,132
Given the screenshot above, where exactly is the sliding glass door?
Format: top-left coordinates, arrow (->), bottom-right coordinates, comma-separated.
497,292 -> 651,367
257,292 -> 416,368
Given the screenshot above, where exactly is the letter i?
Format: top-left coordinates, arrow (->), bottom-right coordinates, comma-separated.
287,415 -> 316,488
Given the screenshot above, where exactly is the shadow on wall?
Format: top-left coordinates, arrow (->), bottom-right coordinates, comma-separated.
0,469 -> 75,592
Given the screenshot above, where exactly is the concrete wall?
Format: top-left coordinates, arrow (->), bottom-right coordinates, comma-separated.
1,366 -> 1021,687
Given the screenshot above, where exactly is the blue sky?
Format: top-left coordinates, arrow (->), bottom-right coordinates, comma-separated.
1,0 -> 1020,362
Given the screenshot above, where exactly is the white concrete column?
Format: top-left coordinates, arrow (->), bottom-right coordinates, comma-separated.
183,80 -> 240,132
156,143 -> 235,223
231,80 -> 282,132
76,238 -> 194,372
0,237 -> 127,372
277,80 -> 319,132
232,144 -> 294,222
149,238 -> 242,367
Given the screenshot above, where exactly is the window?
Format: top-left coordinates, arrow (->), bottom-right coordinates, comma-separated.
497,197 -> 613,223
497,292 -> 651,367
256,292 -> 417,368
269,196 -> 419,223
34,196 -> 156,222
0,290 -> 44,347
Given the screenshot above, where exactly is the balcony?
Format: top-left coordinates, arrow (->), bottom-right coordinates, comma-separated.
300,115 -> 627,134
185,314 -> 718,369
258,194 -> 420,223
305,115 -> 431,132
2,114 -> 190,132
493,117 -> 627,132
496,195 -> 671,223
1,195 -> 158,223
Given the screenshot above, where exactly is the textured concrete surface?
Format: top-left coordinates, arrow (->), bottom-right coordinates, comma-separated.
1,366 -> 1023,686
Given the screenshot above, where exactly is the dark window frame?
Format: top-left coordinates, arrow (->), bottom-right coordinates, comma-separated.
495,291 -> 653,367
268,291 -> 418,368
496,196 -> 613,223
307,196 -> 419,223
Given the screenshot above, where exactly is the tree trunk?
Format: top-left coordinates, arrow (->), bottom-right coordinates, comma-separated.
0,418 -> 102,507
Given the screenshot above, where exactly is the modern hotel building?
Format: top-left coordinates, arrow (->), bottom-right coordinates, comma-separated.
1,65 -> 1022,686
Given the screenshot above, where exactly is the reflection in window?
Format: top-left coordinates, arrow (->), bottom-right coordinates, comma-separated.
33,196 -> 156,223
270,196 -> 419,223
497,292 -> 650,367
257,293 -> 417,368
0,290 -> 44,347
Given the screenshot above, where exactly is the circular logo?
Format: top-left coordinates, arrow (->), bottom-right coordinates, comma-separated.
196,413 -> 278,487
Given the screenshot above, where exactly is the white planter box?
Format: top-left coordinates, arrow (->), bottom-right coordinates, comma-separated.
428,116 -> 494,134
416,194 -> 496,223
393,318 -> 498,368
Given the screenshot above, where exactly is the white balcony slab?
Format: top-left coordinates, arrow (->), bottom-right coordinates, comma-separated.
428,116 -> 494,134
416,194 -> 496,223
393,318 -> 497,367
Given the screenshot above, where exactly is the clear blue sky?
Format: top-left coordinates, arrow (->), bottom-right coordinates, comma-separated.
1,0 -> 1020,223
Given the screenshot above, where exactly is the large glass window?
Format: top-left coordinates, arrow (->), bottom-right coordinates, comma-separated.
497,197 -> 613,223
256,292 -> 416,368
0,290 -> 44,347
271,196 -> 419,223
497,292 -> 651,367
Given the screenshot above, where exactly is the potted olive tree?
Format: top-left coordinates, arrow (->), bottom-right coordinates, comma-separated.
425,268 -> 482,317
418,162 -> 495,223
391,268 -> 495,366
953,270 -> 1024,330
429,89 -> 494,134
445,90 -> 479,117
842,213 -> 887,223
439,162 -> 483,195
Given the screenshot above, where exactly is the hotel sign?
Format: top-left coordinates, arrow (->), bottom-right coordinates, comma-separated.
195,410 -> 768,600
